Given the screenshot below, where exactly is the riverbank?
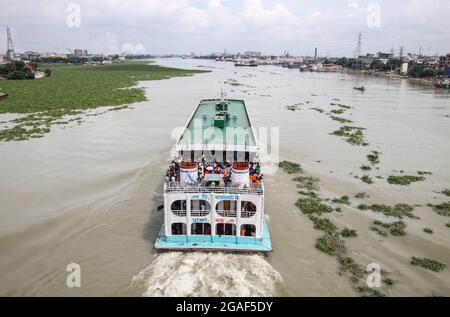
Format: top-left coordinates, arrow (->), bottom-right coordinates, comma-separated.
344,69 -> 437,86
0,61 -> 208,141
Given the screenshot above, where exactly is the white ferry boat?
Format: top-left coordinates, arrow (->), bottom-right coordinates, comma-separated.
154,98 -> 272,253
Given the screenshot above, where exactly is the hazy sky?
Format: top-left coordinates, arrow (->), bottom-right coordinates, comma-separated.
1,0 -> 449,57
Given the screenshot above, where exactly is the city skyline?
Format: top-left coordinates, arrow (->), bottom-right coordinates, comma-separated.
1,0 -> 450,57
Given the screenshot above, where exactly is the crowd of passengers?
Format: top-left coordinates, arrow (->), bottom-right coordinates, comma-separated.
165,156 -> 263,186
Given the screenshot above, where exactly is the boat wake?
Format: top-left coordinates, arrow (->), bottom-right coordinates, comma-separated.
128,252 -> 283,297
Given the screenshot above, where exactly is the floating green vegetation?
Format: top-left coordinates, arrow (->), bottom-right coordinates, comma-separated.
331,126 -> 367,146
108,105 -> 131,111
360,165 -> 372,171
315,235 -> 346,256
383,278 -> 397,286
330,108 -> 346,115
298,190 -> 319,198
373,220 -> 407,236
441,189 -> 450,197
355,192 -> 369,199
279,161 -> 303,174
225,79 -> 243,86
310,107 -> 324,113
330,116 -> 353,124
285,105 -> 301,111
338,256 -> 365,283
417,171 -> 432,176
309,215 -> 338,234
293,176 -> 320,191
370,226 -> 388,237
367,151 -> 381,165
423,228 -> 434,234
387,175 -> 425,186
446,223 -> 450,228
341,228 -> 358,238
336,104 -> 351,109
432,202 -> 450,217
332,195 -> 351,205
358,203 -> 416,219
296,197 -> 334,215
361,175 -> 374,185
355,286 -> 386,297
0,62 -> 206,141
411,257 -> 447,272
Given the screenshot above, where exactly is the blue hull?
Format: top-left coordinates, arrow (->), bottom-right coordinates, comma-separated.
154,219 -> 273,253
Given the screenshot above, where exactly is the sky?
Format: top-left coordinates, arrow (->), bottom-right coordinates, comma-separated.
1,0 -> 449,57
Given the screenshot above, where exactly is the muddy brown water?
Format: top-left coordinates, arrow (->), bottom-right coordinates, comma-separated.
0,58 -> 449,296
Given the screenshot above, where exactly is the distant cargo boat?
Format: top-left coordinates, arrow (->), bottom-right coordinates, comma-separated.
354,86 -> 366,92
154,98 -> 272,253
433,79 -> 450,89
234,60 -> 258,67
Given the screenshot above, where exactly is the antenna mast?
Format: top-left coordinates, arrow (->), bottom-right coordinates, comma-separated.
6,25 -> 15,61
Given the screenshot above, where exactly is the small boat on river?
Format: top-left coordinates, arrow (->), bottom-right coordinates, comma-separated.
433,79 -> 450,89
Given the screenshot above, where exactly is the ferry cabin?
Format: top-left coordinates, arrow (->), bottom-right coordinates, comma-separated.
155,99 -> 272,252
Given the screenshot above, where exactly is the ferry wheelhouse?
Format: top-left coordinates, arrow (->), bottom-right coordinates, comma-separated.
154,98 -> 272,253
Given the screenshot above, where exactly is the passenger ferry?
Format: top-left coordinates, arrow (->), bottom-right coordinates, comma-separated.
154,97 -> 272,253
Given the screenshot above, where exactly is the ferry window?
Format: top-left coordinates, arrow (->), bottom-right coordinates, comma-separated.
191,200 -> 211,217
172,223 -> 187,235
241,225 -> 256,237
241,202 -> 257,218
191,223 -> 211,235
171,200 -> 187,217
216,224 -> 236,236
216,201 -> 237,217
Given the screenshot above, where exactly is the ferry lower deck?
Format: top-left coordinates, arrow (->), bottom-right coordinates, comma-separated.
155,218 -> 272,253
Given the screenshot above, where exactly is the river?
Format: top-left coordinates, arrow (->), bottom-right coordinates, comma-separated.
0,58 -> 449,296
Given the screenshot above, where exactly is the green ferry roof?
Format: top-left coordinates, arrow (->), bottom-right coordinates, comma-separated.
178,99 -> 256,147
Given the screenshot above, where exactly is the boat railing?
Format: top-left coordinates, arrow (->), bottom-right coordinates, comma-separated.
171,210 -> 187,217
190,210 -> 211,217
176,140 -> 258,149
216,210 -> 238,218
164,182 -> 264,195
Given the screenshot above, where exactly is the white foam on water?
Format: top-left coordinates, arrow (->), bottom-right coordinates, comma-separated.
130,252 -> 283,297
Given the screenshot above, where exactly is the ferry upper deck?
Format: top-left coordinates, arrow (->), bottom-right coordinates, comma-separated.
176,99 -> 258,153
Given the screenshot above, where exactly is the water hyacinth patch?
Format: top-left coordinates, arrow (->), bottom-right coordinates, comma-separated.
331,126 -> 367,146
367,151 -> 381,165
315,235 -> 346,256
332,195 -> 351,205
310,107 -> 325,113
387,175 -> 425,186
309,215 -> 338,234
423,228 -> 434,234
432,202 -> 450,217
341,228 -> 358,238
0,62 -> 207,141
361,175 -> 374,184
293,176 -> 320,191
296,197 -> 334,215
338,256 -> 365,284
373,220 -> 407,236
355,192 -> 369,199
279,161 -> 303,174
358,203 -> 416,219
411,257 -> 447,272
